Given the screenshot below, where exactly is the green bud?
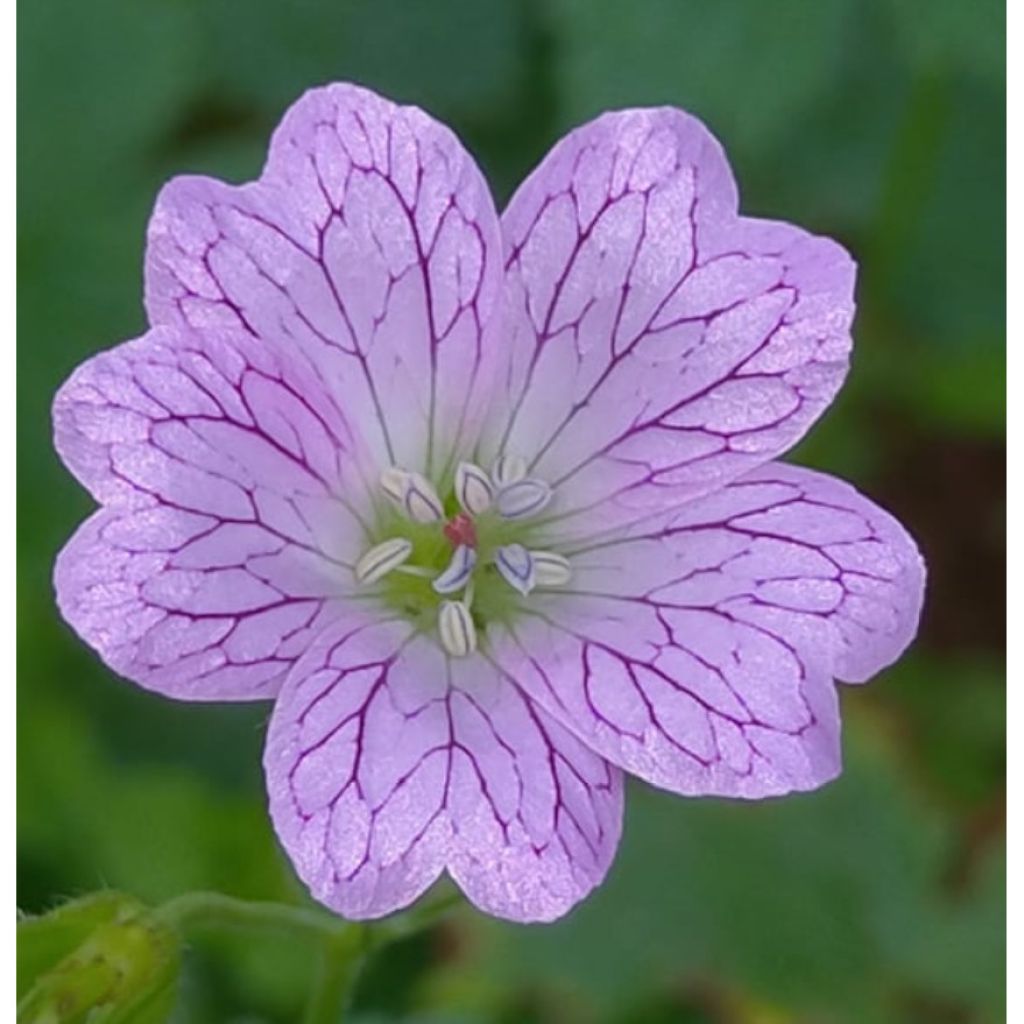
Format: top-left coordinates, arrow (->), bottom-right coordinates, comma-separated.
17,891 -> 180,1023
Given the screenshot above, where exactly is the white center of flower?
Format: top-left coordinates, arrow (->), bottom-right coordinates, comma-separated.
353,454 -> 572,657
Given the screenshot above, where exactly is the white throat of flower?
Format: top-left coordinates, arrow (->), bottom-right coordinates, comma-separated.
353,454 -> 571,656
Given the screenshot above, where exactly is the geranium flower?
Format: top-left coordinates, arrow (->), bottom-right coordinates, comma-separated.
53,84 -> 924,923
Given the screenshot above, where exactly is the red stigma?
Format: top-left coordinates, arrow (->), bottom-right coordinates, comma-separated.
443,512 -> 477,549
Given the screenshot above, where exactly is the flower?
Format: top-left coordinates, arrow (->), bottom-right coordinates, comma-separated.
53,83 -> 925,924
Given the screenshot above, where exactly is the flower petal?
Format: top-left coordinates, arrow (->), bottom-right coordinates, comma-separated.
484,108 -> 855,540
264,619 -> 623,922
52,325 -> 365,700
445,654 -> 623,921
145,82 -> 503,478
488,463 -> 924,798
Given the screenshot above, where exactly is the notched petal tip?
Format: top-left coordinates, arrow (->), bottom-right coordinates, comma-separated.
266,621 -> 623,925
496,104 -> 858,529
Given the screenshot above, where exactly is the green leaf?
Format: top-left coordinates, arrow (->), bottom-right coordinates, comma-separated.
17,892 -> 181,1023
880,654 -> 1005,809
18,0 -> 198,204
889,846 -> 1006,1020
881,0 -> 1004,85
872,74 -> 1004,357
548,0 -> 855,161
16,696 -> 291,913
457,710 -> 999,1023
195,0 -> 527,126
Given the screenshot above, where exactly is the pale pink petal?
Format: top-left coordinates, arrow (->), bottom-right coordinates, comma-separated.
52,325 -> 366,700
145,82 -> 503,478
488,463 -> 924,798
264,619 -> 623,922
484,108 -> 855,540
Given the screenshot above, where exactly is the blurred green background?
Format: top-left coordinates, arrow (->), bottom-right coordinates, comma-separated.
18,0 -> 1005,1021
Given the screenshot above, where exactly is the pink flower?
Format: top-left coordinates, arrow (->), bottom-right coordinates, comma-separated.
53,84 -> 925,923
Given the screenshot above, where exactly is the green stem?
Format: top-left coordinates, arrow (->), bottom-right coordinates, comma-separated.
151,888 -> 462,1020
153,891 -> 347,940
302,928 -> 366,1024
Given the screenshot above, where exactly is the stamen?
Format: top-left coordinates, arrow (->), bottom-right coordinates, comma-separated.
380,467 -> 411,503
532,550 -> 572,587
439,600 -> 476,657
432,545 -> 477,594
455,462 -> 493,515
495,478 -> 552,519
394,564 -> 434,579
491,453 -> 527,487
404,474 -> 444,522
372,457 -> 569,636
354,537 -> 414,584
380,467 -> 443,523
494,543 -> 536,596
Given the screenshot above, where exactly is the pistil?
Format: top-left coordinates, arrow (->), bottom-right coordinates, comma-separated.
443,511 -> 477,548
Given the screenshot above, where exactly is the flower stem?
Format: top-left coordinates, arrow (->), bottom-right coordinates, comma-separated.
151,888 -> 462,1019
302,927 -> 367,1024
153,891 -> 347,940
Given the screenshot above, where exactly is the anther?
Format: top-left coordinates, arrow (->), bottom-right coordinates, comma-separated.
354,538 -> 414,584
380,467 -> 443,523
455,462 -> 493,515
432,545 -> 477,595
495,478 -> 552,519
491,453 -> 527,487
380,467 -> 407,502
494,543 -> 536,596
532,550 -> 572,587
439,600 -> 476,657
